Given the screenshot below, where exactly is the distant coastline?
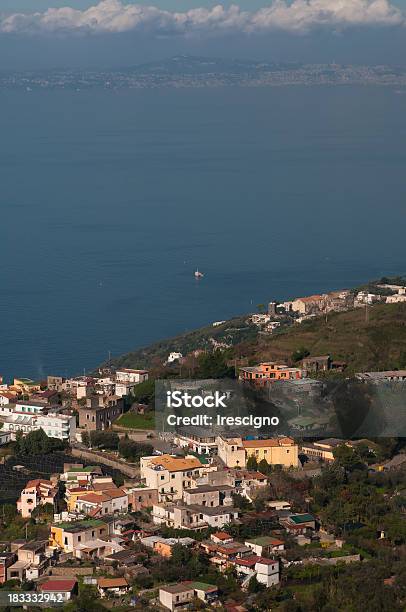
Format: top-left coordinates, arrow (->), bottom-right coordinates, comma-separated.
2,57 -> 406,91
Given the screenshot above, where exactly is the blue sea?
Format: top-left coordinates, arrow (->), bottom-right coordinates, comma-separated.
0,85 -> 405,381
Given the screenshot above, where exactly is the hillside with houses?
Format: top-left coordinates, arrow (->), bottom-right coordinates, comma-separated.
0,278 -> 405,610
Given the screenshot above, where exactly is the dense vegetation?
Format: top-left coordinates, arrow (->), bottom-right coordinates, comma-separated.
81,430 -> 153,463
14,429 -> 68,455
106,315 -> 258,371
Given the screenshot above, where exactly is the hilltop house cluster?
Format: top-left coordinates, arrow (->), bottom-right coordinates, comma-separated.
0,365 -> 388,608
0,368 -> 149,443
250,283 -> 406,332
4,435 -> 363,611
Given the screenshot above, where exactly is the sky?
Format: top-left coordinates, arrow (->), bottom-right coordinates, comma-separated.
0,0 -> 405,69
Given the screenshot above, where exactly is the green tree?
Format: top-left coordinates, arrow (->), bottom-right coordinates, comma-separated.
231,493 -> 252,512
90,431 -> 119,450
81,430 -> 90,447
130,378 -> 155,405
258,458 -> 270,474
246,455 -> 258,471
15,429 -> 67,455
196,350 -> 235,379
333,444 -> 364,472
118,439 -> 153,462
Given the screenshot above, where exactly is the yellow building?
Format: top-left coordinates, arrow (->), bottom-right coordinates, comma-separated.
65,487 -> 89,512
11,378 -> 41,394
242,437 -> 298,468
50,519 -> 112,554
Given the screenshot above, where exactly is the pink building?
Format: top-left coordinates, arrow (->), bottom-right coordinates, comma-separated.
17,479 -> 58,518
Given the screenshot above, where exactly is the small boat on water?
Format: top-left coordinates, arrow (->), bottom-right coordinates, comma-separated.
194,269 -> 204,278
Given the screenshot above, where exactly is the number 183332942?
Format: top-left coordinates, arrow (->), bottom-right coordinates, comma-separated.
0,592 -> 65,606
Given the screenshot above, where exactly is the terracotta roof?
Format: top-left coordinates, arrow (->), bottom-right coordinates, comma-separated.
212,531 -> 232,541
77,493 -> 110,504
104,488 -> 127,499
0,392 -> 15,399
40,580 -> 77,592
98,577 -> 128,588
242,437 -> 294,449
256,557 -> 278,566
89,507 -> 101,518
25,479 -> 53,489
234,471 -> 267,480
234,556 -> 260,567
93,482 -> 117,491
149,455 -> 202,472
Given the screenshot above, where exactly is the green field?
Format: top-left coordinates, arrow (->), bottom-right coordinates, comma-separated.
116,412 -> 155,429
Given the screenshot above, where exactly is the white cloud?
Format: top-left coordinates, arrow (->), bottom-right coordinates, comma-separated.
0,0 -> 403,36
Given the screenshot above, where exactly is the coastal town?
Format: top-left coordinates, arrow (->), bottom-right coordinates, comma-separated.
2,60 -> 406,92
0,282 -> 406,610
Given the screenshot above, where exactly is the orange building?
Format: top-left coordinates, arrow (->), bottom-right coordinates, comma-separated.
239,362 -> 303,385
154,541 -> 173,558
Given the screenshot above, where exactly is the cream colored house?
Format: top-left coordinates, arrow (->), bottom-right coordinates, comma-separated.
217,437 -> 246,468
152,503 -> 238,530
140,455 -> 206,502
17,479 -> 58,518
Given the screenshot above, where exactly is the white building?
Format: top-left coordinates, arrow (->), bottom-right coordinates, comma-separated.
235,557 -> 280,588
250,314 -> 270,326
36,414 -> 76,441
64,377 -> 90,400
173,431 -> 218,455
386,294 -> 406,304
0,392 -> 14,407
165,352 -> 183,364
255,558 -> 280,587
114,369 -> 149,397
115,369 -> 149,384
152,503 -> 238,530
75,488 -> 128,516
15,401 -> 47,415
0,400 -> 15,417
3,412 -> 76,441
